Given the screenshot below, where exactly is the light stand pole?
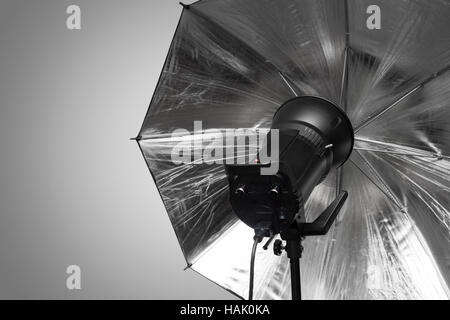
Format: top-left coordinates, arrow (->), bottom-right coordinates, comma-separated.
282,225 -> 304,300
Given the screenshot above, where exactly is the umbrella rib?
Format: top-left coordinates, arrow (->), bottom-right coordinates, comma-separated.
278,71 -> 299,96
339,47 -> 350,109
355,137 -> 448,160
337,0 -> 350,197
186,5 -> 294,96
354,147 -> 447,158
354,86 -> 421,134
339,0 -> 350,109
350,153 -> 405,211
356,150 -> 405,209
354,64 -> 450,133
349,159 -> 404,211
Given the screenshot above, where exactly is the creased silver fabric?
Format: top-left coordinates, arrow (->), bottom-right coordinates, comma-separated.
139,0 -> 450,299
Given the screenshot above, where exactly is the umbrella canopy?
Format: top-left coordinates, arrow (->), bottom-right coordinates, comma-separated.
137,0 -> 450,299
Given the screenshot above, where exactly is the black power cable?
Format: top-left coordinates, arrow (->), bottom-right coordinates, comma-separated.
248,239 -> 258,300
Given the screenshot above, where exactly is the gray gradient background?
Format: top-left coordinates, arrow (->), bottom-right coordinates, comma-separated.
0,0 -> 234,299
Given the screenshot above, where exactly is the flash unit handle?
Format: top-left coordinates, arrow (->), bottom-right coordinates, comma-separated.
299,191 -> 348,237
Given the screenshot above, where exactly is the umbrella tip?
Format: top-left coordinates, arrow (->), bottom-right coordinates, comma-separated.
179,2 -> 190,10
130,136 -> 142,141
184,264 -> 192,271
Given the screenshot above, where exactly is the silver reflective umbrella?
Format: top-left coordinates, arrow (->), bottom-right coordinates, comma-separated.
136,0 -> 450,299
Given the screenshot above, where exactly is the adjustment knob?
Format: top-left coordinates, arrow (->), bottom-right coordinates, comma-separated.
268,185 -> 281,199
234,185 -> 247,198
273,239 -> 285,256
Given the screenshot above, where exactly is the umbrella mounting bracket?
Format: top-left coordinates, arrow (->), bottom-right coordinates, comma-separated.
274,191 -> 348,300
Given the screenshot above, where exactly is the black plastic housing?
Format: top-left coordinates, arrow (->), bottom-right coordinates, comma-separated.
272,96 -> 354,168
226,96 -> 354,236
